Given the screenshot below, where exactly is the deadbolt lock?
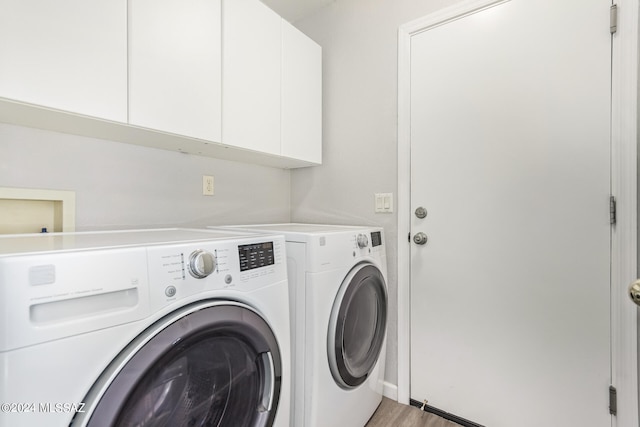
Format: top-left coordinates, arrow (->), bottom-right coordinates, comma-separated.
415,207 -> 428,219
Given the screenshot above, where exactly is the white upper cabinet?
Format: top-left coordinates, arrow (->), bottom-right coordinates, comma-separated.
0,0 -> 320,168
0,0 -> 127,122
223,0 -> 282,156
223,0 -> 322,165
281,20 -> 322,164
129,0 -> 222,141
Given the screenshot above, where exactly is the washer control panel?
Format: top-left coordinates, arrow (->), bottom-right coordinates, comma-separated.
147,236 -> 286,312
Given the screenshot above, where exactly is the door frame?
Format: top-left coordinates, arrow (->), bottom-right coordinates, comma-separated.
396,1 -> 639,425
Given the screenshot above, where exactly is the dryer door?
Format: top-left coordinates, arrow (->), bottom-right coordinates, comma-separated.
73,301 -> 282,427
328,263 -> 388,389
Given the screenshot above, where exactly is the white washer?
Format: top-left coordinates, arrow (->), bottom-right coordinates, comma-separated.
0,228 -> 290,427
221,224 -> 388,427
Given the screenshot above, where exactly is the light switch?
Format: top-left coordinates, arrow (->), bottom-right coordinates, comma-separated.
375,193 -> 393,213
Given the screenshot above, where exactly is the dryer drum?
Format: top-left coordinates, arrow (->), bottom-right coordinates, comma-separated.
328,263 -> 388,389
72,301 -> 282,427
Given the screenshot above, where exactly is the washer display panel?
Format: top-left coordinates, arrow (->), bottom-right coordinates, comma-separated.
328,263 -> 388,389
75,302 -> 281,427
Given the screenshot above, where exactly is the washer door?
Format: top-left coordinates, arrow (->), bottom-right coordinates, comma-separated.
328,263 -> 388,389
74,301 -> 282,427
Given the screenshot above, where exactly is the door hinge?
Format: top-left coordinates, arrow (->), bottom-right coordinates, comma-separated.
408,232 -> 411,243
610,196 -> 617,225
610,4 -> 618,34
609,385 -> 617,415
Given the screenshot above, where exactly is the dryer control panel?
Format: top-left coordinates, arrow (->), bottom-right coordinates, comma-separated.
351,230 -> 385,256
370,231 -> 383,247
300,228 -> 386,272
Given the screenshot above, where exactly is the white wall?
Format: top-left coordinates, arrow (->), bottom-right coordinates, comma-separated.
0,123 -> 291,230
291,0 -> 463,389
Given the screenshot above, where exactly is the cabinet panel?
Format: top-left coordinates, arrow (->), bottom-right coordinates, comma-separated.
0,0 -> 127,122
223,0 -> 281,155
281,20 -> 322,164
129,0 -> 222,141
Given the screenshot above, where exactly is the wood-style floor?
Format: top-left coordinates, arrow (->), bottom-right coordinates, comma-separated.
365,398 -> 461,427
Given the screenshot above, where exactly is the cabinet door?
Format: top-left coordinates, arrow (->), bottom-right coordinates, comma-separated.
281,20 -> 322,164
223,0 -> 281,155
129,0 -> 222,141
0,0 -> 127,122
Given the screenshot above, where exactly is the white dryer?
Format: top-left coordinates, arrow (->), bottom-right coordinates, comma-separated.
222,224 -> 388,427
0,228 -> 290,427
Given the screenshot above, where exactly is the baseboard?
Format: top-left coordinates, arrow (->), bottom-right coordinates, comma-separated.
409,399 -> 486,427
383,381 -> 398,401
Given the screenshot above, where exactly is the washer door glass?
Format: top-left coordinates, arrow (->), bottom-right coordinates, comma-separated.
76,302 -> 281,427
328,263 -> 388,388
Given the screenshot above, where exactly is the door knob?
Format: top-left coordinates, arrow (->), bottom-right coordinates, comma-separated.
413,232 -> 428,245
629,280 -> 640,306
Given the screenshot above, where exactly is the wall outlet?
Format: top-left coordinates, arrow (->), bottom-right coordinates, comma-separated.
203,175 -> 214,196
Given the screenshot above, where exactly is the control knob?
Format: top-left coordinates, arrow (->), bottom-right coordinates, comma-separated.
188,250 -> 216,278
356,233 -> 369,249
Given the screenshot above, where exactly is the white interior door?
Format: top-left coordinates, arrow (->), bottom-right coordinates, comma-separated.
409,1 -> 612,426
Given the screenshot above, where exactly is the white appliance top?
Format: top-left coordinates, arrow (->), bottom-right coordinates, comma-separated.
224,223 -> 374,235
0,228 -> 260,256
